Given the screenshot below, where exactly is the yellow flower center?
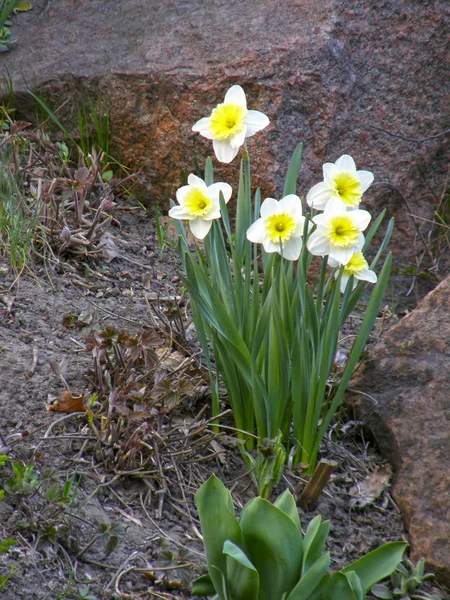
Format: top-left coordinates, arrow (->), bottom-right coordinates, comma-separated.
266,213 -> 296,242
332,172 -> 362,207
209,102 -> 247,140
329,215 -> 360,247
184,188 -> 213,217
344,252 -> 368,275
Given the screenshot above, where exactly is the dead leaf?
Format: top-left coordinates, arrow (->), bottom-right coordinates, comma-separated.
210,440 -> 226,464
0,293 -> 15,312
349,464 -> 392,508
47,390 -> 86,413
99,233 -> 121,263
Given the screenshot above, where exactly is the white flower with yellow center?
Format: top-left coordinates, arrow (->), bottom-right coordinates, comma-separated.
307,154 -> 374,211
169,174 -> 232,240
246,195 -> 306,260
307,204 -> 371,264
192,85 -> 270,164
328,252 -> 377,293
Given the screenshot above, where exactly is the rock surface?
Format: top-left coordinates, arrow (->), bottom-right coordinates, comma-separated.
3,0 -> 449,306
347,275 -> 450,586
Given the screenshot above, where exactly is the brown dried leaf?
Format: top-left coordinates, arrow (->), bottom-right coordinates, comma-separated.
349,464 -> 392,508
47,390 -> 86,413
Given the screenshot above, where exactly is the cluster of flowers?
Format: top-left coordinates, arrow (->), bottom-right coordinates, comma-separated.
169,85 -> 377,293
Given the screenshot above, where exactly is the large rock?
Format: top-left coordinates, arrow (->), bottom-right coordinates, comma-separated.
4,0 -> 450,306
347,275 -> 450,586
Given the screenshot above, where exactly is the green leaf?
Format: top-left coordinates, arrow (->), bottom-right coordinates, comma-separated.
283,143 -> 304,197
15,2 -> 33,12
0,538 -> 15,554
286,552 -> 331,600
343,571 -> 365,600
240,497 -> 303,599
223,540 -> 259,600
195,476 -> 243,600
192,574 -> 217,597
371,583 -> 394,599
302,519 -> 330,576
311,571 -> 359,600
273,489 -> 301,532
342,541 -> 407,592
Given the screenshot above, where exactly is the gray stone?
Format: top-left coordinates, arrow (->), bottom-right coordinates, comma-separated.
347,275 -> 450,586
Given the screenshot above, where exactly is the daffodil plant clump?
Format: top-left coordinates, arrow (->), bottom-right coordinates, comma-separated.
170,85 -> 393,497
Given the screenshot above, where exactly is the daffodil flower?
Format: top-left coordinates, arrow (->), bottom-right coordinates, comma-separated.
307,204 -> 371,264
192,85 -> 270,164
246,195 -> 306,260
328,252 -> 377,293
307,154 -> 374,211
169,174 -> 232,240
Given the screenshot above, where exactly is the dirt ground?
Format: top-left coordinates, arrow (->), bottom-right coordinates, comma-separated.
0,206 -> 444,600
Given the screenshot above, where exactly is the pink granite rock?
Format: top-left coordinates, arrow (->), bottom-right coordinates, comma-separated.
3,0 -> 450,306
347,275 -> 450,586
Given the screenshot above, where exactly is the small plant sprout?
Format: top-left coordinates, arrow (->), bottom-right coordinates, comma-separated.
192,475 -> 407,600
192,85 -> 270,163
371,557 -> 443,600
171,84 -> 393,497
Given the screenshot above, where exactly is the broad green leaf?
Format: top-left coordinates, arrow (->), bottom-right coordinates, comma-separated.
195,476 -> 243,600
310,571 -> 358,600
192,574 -> 217,597
343,570 -> 365,600
240,497 -> 303,599
371,583 -> 394,599
341,541 -> 407,592
302,519 -> 330,576
286,552 -> 331,600
274,489 -> 301,532
224,540 -> 259,600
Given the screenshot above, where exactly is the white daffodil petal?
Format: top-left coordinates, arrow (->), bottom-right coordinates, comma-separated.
340,274 -> 354,294
213,139 -> 240,164
189,218 -> 213,240
282,236 -> 302,260
176,184 -> 192,204
169,205 -> 193,220
307,182 -> 333,209
322,163 -> 336,183
188,174 -> 208,188
208,182 -> 232,204
327,256 -> 340,268
192,117 -> 214,139
245,110 -> 270,137
279,194 -> 301,214
358,170 -> 375,193
224,85 -> 247,108
350,210 -> 371,231
260,197 -> 279,218
246,218 -> 266,243
307,231 -> 331,256
325,196 -> 349,212
330,246 -> 355,265
357,268 -> 377,283
335,154 -> 357,172
230,126 -> 248,149
263,239 -> 282,254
